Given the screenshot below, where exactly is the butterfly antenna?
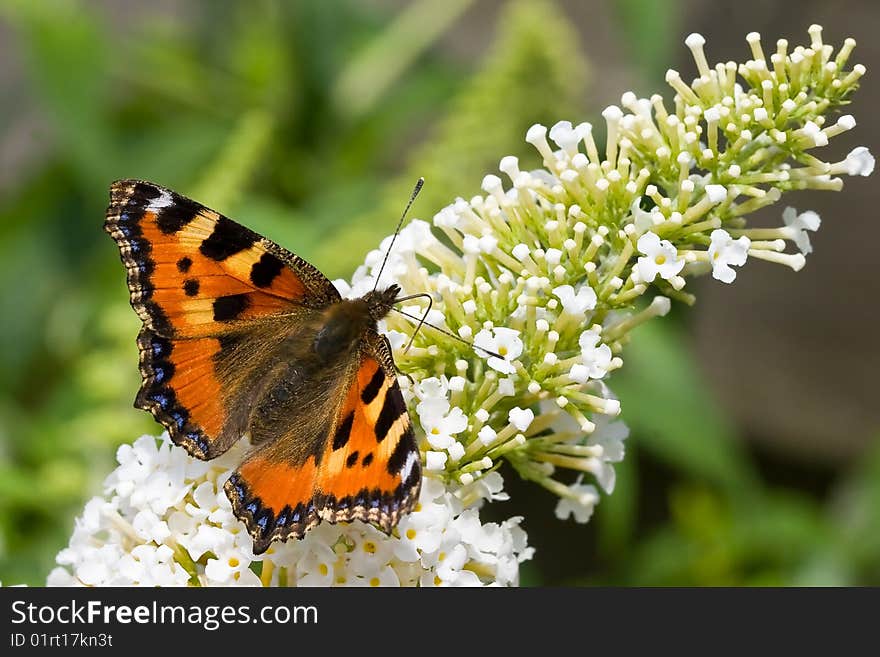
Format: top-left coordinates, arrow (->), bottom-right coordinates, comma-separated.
392,307 -> 504,360
380,180 -> 502,361
372,177 -> 425,292
393,292 -> 434,353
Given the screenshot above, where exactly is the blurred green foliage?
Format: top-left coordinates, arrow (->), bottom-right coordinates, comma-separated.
1,0 -> 877,586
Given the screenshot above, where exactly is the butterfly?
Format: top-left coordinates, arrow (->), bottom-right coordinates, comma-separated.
104,179 -> 421,554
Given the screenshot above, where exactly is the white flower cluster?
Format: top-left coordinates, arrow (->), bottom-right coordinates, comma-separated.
52,26 -> 871,586
335,26 -> 871,521
49,434 -> 532,586
336,213 -> 633,519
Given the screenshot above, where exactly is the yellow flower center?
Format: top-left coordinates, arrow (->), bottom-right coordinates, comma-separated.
363,541 -> 377,554
655,255 -> 666,265
434,575 -> 443,586
431,427 -> 440,434
406,528 -> 417,540
498,345 -> 508,356
370,577 -> 381,587
228,557 -> 239,568
319,563 -> 329,576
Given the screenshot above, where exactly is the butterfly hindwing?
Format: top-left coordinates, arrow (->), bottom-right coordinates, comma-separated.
135,325 -> 292,460
104,179 -> 340,339
313,334 -> 421,524
225,334 -> 421,554
134,328 -> 230,459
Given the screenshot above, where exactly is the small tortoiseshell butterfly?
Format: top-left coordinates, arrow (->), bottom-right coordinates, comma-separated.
104,179 -> 421,554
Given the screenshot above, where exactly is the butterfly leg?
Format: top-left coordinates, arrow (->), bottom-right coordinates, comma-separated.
382,335 -> 414,385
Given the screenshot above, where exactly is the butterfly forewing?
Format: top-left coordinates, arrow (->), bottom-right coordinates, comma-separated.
105,179 -> 341,460
104,179 -> 340,339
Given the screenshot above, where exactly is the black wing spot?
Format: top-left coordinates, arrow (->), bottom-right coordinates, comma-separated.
177,256 -> 193,273
333,412 -> 354,450
156,196 -> 202,234
200,216 -> 257,261
131,182 -> 161,203
361,367 -> 385,405
275,505 -> 292,528
127,236 -> 151,258
346,451 -> 360,468
144,300 -> 173,335
250,253 -> 285,287
374,382 -> 405,443
362,452 -> 374,467
183,279 -> 200,296
387,427 -> 414,475
213,294 -> 250,321
145,333 -> 172,359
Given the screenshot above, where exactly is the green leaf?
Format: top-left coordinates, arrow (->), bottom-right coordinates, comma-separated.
116,118 -> 234,188
329,0 -> 590,271
626,485 -> 828,585
191,109 -> 275,210
613,0 -> 679,83
596,442 -> 638,557
332,0 -> 477,120
826,437 -> 880,578
3,0 -> 117,188
610,317 -> 758,492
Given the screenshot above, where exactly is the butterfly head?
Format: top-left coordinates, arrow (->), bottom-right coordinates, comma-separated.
362,284 -> 402,321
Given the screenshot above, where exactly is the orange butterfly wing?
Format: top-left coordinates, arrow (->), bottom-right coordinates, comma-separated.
105,179 -> 339,458
225,336 -> 421,554
105,179 -> 339,337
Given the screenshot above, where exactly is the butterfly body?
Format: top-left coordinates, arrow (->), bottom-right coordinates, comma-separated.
311,286 -> 400,361
104,180 -> 420,553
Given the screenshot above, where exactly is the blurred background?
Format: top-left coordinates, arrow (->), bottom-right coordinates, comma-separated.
0,0 -> 877,586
